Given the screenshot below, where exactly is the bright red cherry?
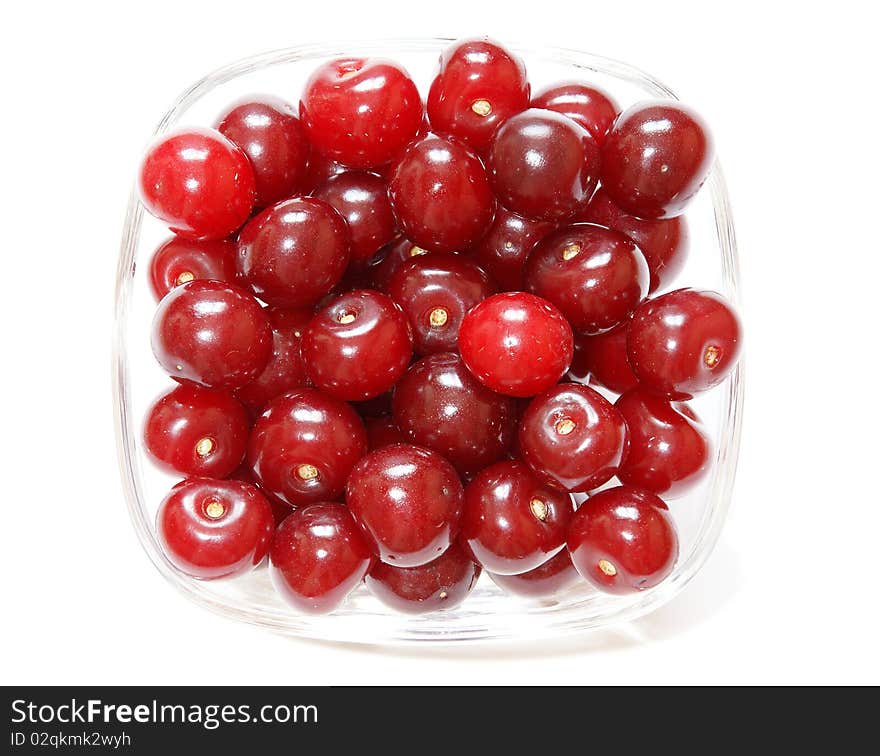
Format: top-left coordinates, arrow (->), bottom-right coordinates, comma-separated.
156,478 -> 274,579
519,383 -> 627,492
567,486 -> 679,594
139,127 -> 255,241
346,444 -> 464,567
568,321 -> 639,394
216,95 -> 310,208
459,292 -> 573,397
388,134 -> 496,253
525,223 -> 649,335
488,108 -> 600,222
236,197 -> 350,308
365,415 -> 407,451
426,38 -> 530,153
300,57 -> 423,169
531,82 -> 619,145
302,289 -> 412,401
489,549 -> 580,598
269,502 -> 373,614
148,236 -> 237,300
151,280 -> 272,390
601,101 -> 714,219
627,289 -> 742,399
248,389 -> 367,507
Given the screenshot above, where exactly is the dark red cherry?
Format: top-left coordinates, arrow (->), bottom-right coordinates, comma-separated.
392,352 -> 516,474
301,151 -> 347,193
531,82 -> 619,145
302,289 -> 412,401
236,197 -> 350,308
300,57 -> 423,169
365,415 -> 407,451
488,108 -> 600,222
627,289 -> 742,399
148,236 -> 237,300
426,38 -> 530,153
388,134 -> 496,253
519,383 -> 627,492
139,127 -> 255,241
489,549 -> 580,598
568,321 -> 639,394
365,540 -> 480,613
226,464 -> 293,526
151,280 -> 272,390
567,486 -> 678,594
269,502 -> 373,614
353,391 -> 394,419
248,388 -> 367,507
459,292 -> 573,397
156,478 -> 274,579
369,237 -> 431,291
525,223 -> 649,335
601,101 -> 714,219
216,95 -> 310,208
346,444 -> 464,567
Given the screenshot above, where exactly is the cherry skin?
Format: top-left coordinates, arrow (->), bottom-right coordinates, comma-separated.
392,352 -> 517,474
627,288 -> 742,399
386,252 -> 496,355
519,383 -> 627,492
139,127 -> 255,241
269,502 -> 373,614
568,321 -> 639,395
248,388 -> 367,507
236,197 -> 350,308
426,37 -> 530,153
531,81 -> 619,146
346,444 -> 464,567
302,289 -> 413,401
459,292 -> 574,398
388,134 -> 496,253
156,478 -> 274,579
301,151 -> 347,193
615,388 -> 711,498
148,236 -> 237,300
300,57 -> 423,169
488,108 -> 600,222
525,223 -> 649,335
462,460 -> 573,575
226,463 -> 293,526
151,280 -> 272,390
489,549 -> 580,598
365,415 -> 407,451
216,95 -> 310,208
601,101 -> 714,219
370,237 -> 431,291
567,486 -> 679,594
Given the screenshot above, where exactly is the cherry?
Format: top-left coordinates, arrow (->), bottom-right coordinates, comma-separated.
458,292 -> 573,397
487,108 -> 600,222
301,151 -> 347,193
627,289 -> 742,399
601,101 -> 714,219
615,388 -> 711,498
148,236 -> 237,300
156,478 -> 274,579
462,460 -> 573,575
386,252 -> 496,355
226,464 -> 293,526
525,223 -> 649,335
346,444 -> 464,567
248,388 -> 367,507
531,81 -> 619,145
567,486 -> 679,594
426,38 -> 530,153
302,289 -> 413,401
568,321 -> 639,395
236,197 -> 350,308
139,127 -> 255,241
369,237 -> 431,291
388,134 -> 496,253
300,58 -> 423,169
151,280 -> 272,390
365,540 -> 480,613
365,415 -> 407,451
489,549 -> 580,598
392,352 -> 517,474
216,95 -> 310,208
519,383 -> 627,492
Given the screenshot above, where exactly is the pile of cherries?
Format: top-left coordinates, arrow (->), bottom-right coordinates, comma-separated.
139,38 -> 741,615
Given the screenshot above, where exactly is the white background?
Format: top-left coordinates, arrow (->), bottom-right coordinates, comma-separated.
2,0 -> 878,685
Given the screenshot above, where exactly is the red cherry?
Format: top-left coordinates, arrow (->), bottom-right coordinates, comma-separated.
148,236 -> 237,300
151,280 -> 272,390
567,486 -> 679,594
365,415 -> 407,451
459,292 -> 574,398
139,127 -> 255,241
156,478 -> 274,579
531,82 -> 619,145
227,464 -> 293,526
568,321 -> 639,394
369,237 -> 431,291
301,151 -> 347,193
489,549 -> 580,598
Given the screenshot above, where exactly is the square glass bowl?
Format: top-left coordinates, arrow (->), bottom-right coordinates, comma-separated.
114,38 -> 743,645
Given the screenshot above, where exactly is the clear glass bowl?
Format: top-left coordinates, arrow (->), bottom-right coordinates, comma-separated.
113,38 -> 743,645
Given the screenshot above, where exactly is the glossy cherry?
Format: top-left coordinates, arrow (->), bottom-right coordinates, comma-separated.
458,292 -> 573,397
139,127 -> 255,240
346,444 -> 464,567
148,236 -> 237,300
365,415 -> 407,451
567,486 -> 679,594
568,321 -> 639,394
226,464 -> 293,526
489,549 -> 580,598
369,237 -> 431,291
531,81 -> 619,145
